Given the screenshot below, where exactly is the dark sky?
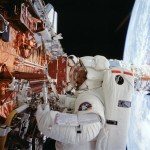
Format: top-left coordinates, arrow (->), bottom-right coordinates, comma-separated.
45,0 -> 135,59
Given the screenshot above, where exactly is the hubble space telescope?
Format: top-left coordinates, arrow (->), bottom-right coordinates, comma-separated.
0,0 -> 149,150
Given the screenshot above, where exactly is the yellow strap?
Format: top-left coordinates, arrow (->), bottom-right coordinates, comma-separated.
0,110 -> 17,150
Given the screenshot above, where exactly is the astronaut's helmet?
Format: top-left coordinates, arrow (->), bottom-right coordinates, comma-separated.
68,55 -> 78,67
91,55 -> 110,70
80,55 -> 110,70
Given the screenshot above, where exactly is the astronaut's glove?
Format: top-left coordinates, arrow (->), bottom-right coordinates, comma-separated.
36,104 -> 50,132
58,95 -> 76,110
58,95 -> 66,107
36,104 -> 59,135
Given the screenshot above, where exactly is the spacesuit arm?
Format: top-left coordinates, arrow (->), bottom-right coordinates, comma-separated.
48,114 -> 102,144
36,105 -> 102,144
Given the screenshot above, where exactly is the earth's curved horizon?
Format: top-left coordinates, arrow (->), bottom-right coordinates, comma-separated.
124,0 -> 150,149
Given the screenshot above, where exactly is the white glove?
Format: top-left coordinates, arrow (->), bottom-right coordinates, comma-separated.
36,104 -> 58,135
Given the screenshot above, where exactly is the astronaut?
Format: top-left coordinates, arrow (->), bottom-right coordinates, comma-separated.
36,55 -> 134,150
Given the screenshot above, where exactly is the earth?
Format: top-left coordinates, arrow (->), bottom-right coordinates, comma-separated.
123,0 -> 150,149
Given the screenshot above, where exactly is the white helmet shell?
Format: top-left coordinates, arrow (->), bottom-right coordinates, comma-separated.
80,55 -> 110,70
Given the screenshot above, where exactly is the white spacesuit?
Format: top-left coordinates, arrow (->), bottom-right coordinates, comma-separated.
36,55 -> 134,150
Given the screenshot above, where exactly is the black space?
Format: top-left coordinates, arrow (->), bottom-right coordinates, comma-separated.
45,0 -> 135,59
